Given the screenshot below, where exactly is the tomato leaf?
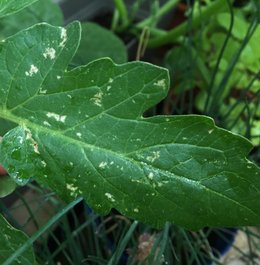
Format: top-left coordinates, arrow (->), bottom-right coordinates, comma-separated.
0,22 -> 259,229
0,214 -> 35,264
72,22 -> 127,66
0,0 -> 38,18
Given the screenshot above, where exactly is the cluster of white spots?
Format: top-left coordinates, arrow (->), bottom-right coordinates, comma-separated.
41,160 -> 47,167
57,75 -> 61,79
39,87 -> 47,94
24,127 -> 40,154
43,121 -> 51,127
76,132 -> 82,138
99,161 -> 108,169
146,151 -> 160,163
43,47 -> 56,60
133,208 -> 139,213
90,92 -> 103,107
66,183 -> 79,197
131,179 -> 143,184
105,192 -> 115,202
59,28 -> 67,48
148,172 -> 154,180
208,129 -> 214,134
154,79 -> 166,89
25,64 -> 38,77
46,112 -> 67,123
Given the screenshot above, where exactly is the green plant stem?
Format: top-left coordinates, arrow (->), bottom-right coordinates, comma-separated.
111,9 -> 120,32
204,0 -> 234,114
154,222 -> 170,264
107,220 -> 138,265
209,16 -> 258,116
137,0 -> 179,28
113,0 -> 129,29
148,0 -> 233,47
3,197 -> 82,265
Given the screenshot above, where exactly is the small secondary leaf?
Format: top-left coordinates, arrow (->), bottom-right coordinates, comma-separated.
0,0 -> 63,40
0,0 -> 38,18
0,22 -> 259,229
0,214 -> 35,264
72,22 -> 127,66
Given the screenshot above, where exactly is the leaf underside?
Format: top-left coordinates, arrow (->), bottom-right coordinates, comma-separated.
0,22 -> 259,229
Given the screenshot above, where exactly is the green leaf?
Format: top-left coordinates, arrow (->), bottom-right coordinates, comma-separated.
0,22 -> 259,229
0,0 -> 63,40
72,22 -> 127,66
0,175 -> 16,197
0,0 -> 38,18
0,119 -> 16,136
0,214 -> 35,265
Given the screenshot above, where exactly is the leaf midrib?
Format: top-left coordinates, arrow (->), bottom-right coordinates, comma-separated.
0,110 -> 257,219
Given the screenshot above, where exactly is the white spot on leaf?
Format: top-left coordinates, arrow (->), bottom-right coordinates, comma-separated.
25,64 -> 38,77
46,112 -> 67,123
90,92 -> 103,107
39,87 -> 47,94
76,132 -> 82,138
24,127 -> 40,154
17,136 -> 23,144
154,79 -> 166,89
43,121 -> 51,127
41,160 -> 47,167
146,151 -> 160,163
43,47 -> 56,60
66,183 -> 79,197
59,28 -> 67,47
148,172 -> 154,179
105,192 -> 115,202
99,161 -> 108,169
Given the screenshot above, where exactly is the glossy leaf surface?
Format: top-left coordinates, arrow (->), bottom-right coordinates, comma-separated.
0,22 -> 259,229
0,0 -> 63,40
0,175 -> 16,197
0,0 -> 38,18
